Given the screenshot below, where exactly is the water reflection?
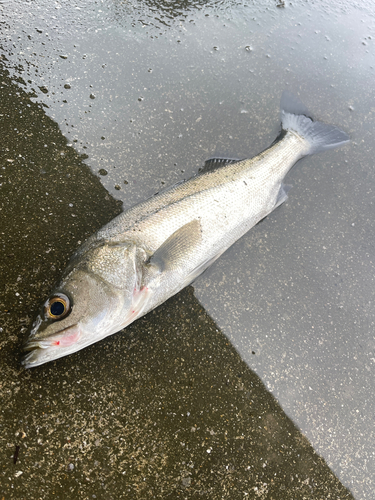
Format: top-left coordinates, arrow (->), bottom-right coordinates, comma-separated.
0,65 -> 354,498
113,0 -> 250,24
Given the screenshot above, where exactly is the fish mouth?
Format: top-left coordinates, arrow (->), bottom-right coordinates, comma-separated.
22,324 -> 81,369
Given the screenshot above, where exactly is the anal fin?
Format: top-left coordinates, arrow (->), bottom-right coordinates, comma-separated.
274,183 -> 292,209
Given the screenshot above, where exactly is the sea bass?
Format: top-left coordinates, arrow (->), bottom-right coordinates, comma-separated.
22,92 -> 349,368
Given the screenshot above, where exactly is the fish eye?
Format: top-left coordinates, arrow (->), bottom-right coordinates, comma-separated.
45,294 -> 71,320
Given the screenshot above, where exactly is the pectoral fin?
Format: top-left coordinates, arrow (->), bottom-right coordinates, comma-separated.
149,219 -> 202,272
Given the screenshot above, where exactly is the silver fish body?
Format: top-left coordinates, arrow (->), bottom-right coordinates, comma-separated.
22,92 -> 349,368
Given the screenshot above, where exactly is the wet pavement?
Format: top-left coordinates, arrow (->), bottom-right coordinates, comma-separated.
1,0 -> 374,498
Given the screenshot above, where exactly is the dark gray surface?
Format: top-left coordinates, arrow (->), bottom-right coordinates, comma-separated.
0,0 -> 374,498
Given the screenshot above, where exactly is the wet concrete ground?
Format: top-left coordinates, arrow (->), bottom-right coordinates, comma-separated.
1,0 -> 374,498
0,65 -> 354,500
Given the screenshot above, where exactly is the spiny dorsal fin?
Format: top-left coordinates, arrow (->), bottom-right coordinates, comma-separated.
199,157 -> 244,174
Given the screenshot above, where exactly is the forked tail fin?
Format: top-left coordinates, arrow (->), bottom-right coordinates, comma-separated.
280,91 -> 349,155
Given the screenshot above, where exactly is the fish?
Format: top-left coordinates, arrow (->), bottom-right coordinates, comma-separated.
22,92 -> 349,368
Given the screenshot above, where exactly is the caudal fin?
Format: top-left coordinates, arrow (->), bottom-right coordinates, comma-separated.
280,91 -> 349,155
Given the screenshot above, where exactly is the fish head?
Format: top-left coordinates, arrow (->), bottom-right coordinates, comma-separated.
22,242 -> 149,369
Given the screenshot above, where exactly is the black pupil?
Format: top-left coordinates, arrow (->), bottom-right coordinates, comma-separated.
50,300 -> 65,316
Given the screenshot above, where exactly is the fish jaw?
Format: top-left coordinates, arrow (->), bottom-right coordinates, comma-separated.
24,323 -> 81,349
22,323 -> 82,368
